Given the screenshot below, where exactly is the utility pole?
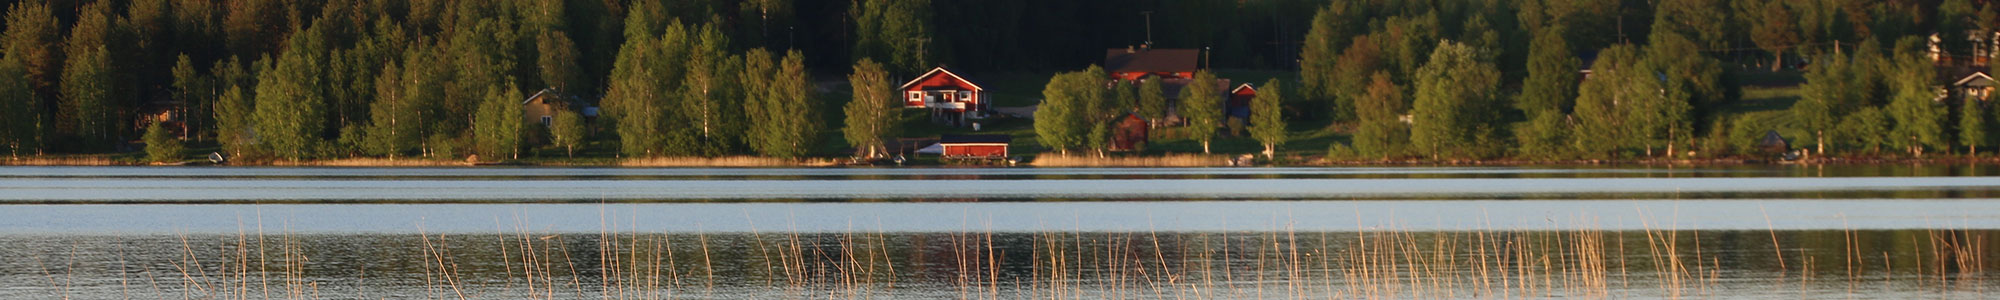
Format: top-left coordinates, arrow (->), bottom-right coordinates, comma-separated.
1204,46 -> 1211,69
1141,11 -> 1154,46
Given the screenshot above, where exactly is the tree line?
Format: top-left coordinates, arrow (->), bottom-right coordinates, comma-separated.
1297,0 -> 2000,161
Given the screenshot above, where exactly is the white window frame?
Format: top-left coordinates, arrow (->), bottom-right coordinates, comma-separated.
541,116 -> 553,126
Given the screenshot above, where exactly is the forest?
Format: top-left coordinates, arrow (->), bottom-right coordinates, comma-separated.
0,0 -> 1992,163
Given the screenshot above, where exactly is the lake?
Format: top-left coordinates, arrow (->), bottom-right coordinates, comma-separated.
0,165 -> 1994,298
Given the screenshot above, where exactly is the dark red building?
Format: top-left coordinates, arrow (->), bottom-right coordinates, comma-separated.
1104,47 -> 1199,81
938,134 -> 1011,159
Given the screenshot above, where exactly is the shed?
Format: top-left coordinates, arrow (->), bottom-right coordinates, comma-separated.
1227,83 -> 1256,120
937,134 -> 1011,159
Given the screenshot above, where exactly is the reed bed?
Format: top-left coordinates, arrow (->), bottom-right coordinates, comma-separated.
268,157 -> 471,167
18,212 -> 1996,299
0,155 -> 125,166
1031,154 -> 1232,167
618,156 -> 840,167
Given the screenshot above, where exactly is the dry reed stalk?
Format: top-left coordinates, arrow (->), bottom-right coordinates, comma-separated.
0,156 -> 124,166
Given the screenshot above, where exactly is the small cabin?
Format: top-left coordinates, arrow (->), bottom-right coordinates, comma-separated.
937,134 -> 1011,159
899,67 -> 990,126
522,88 -> 575,127
1105,47 -> 1199,81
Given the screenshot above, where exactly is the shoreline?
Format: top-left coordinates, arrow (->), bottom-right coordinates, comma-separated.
3,154 -> 1995,167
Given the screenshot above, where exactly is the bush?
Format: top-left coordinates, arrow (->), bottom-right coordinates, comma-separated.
143,122 -> 183,163
1326,142 -> 1359,161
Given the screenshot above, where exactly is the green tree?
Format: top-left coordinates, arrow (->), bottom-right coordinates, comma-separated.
0,59 -> 39,156
1034,71 -> 1090,155
1518,26 -> 1578,113
1353,72 -> 1406,159
1329,36 -> 1383,122
143,122 -> 183,163
1178,70 -> 1223,154
1792,51 -> 1860,156
214,70 -> 255,158
253,43 -> 328,160
473,85 -> 524,159
1410,40 -> 1501,160
750,50 -> 818,158
1299,3 -> 1364,116
681,24 -> 737,156
61,2 -> 125,150
852,0 -> 936,73
1573,45 -> 1652,158
1836,107 -> 1889,154
1887,49 -> 1944,157
537,30 -> 581,92
2,1 -> 61,118
844,58 -> 896,158
1750,1 -> 1800,71
550,109 -> 585,158
171,55 -> 210,141
1250,79 -> 1287,159
1137,76 -> 1167,126
1962,96 -> 1987,155
364,62 -> 415,157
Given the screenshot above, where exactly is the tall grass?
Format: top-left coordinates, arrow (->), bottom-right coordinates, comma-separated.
20,212 -> 1995,299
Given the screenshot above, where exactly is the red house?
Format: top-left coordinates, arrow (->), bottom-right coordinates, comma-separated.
1105,47 -> 1199,81
1226,83 -> 1256,120
938,134 -> 1011,159
899,67 -> 990,126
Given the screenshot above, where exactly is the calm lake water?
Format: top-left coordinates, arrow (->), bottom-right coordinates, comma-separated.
0,165 -> 1996,298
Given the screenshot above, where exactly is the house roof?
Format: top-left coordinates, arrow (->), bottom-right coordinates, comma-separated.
1230,83 -> 1255,94
897,67 -> 986,91
1105,48 -> 1199,73
1955,72 -> 1994,87
939,134 -> 1012,144
521,87 -> 559,105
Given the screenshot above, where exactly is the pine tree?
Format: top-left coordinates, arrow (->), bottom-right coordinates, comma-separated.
844,58 -> 895,158
1250,79 -> 1287,159
1178,70 -> 1223,154
2,1 -> 61,121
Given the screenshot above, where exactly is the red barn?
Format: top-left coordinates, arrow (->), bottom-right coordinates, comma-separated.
1105,47 -> 1199,81
938,134 -> 1011,159
899,67 -> 990,126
